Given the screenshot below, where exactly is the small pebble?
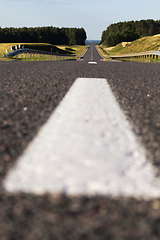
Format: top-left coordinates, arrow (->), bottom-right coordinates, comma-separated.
152,200 -> 160,210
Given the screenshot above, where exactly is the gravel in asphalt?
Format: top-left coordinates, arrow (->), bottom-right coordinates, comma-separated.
0,46 -> 160,239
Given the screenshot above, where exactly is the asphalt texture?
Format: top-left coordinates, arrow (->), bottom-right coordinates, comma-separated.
0,45 -> 160,239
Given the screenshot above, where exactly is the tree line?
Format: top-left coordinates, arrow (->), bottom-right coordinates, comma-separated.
101,19 -> 160,46
0,26 -> 87,45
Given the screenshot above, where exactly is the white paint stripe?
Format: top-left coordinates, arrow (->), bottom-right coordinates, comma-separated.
88,62 -> 97,64
79,46 -> 89,59
3,78 -> 160,198
91,45 -> 93,60
96,46 -> 105,59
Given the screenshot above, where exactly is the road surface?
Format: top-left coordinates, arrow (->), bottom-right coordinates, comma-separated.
0,45 -> 160,239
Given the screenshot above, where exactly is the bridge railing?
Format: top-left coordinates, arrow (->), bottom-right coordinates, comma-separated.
109,51 -> 160,61
3,48 -> 77,61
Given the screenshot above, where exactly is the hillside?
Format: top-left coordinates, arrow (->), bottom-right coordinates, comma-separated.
101,19 -> 160,47
0,43 -> 72,58
99,34 -> 160,56
0,43 -> 87,61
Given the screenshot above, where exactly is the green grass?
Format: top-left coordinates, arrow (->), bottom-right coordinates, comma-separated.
56,45 -> 87,58
0,43 -> 86,61
0,43 -> 17,57
13,53 -> 77,61
22,43 -> 72,55
100,34 -> 160,56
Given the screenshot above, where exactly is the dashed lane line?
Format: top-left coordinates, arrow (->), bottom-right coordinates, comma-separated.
3,78 -> 160,198
88,62 -> 97,64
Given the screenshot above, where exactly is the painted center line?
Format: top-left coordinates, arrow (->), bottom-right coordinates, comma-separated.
88,62 -> 97,64
3,78 -> 160,198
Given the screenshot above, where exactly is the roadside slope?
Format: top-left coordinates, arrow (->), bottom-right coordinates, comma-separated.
99,34 -> 160,57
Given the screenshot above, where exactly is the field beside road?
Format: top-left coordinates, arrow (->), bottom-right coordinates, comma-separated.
0,43 -> 87,61
98,34 -> 160,62
56,45 -> 87,58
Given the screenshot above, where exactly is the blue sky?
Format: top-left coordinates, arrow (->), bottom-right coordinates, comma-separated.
0,0 -> 160,40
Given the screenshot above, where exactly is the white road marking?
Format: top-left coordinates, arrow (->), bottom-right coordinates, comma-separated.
79,46 -> 89,59
88,62 -> 97,64
3,78 -> 160,198
91,45 -> 93,60
96,46 -> 105,59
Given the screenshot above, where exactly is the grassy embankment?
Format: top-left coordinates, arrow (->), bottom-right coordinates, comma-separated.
56,45 -> 87,59
98,34 -> 160,62
0,43 -> 87,61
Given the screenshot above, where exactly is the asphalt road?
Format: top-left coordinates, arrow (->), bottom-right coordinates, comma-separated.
0,45 -> 160,239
